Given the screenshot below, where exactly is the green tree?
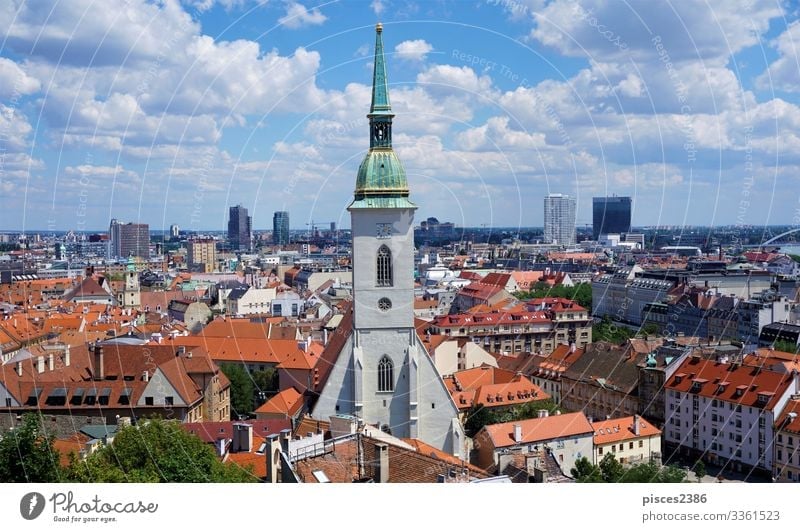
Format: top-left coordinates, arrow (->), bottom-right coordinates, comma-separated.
693,460 -> 706,482
599,453 -> 625,482
220,363 -> 255,417
66,418 -> 256,482
620,461 -> 688,483
514,282 -> 592,309
463,399 -> 562,437
0,414 -> 64,482
571,457 -> 602,482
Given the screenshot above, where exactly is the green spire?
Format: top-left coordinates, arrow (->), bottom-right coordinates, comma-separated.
370,22 -> 392,116
349,23 -> 416,210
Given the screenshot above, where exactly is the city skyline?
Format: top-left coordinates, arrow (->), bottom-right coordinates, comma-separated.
2,2 -> 800,232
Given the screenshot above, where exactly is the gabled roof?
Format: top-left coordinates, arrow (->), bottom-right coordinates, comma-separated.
183,419 -> 291,443
482,412 -> 594,448
592,416 -> 661,445
254,387 -> 304,417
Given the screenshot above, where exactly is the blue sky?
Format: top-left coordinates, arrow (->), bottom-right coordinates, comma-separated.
1,0 -> 800,232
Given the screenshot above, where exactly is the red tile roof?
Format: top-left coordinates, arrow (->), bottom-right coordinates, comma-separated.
483,412 -> 594,448
591,416 -> 661,445
255,387 -> 304,417
665,356 -> 794,411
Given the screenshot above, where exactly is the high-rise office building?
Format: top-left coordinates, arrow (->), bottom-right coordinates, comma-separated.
592,196 -> 632,240
543,194 -> 576,246
169,224 -> 180,239
228,205 -> 252,251
109,219 -> 150,258
273,211 -> 290,246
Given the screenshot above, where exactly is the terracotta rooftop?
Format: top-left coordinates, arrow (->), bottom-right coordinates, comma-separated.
591,415 -> 661,445
482,412 -> 594,448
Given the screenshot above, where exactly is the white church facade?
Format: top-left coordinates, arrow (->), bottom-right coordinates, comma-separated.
312,24 -> 464,457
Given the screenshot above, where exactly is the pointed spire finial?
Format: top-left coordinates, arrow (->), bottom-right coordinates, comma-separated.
370,22 -> 391,116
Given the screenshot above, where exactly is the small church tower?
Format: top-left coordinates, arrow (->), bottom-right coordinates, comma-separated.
121,255 -> 140,309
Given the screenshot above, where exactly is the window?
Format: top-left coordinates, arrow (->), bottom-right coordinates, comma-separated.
629,442 -> 634,450
376,245 -> 393,287
145,397 -> 154,406
378,356 -> 394,392
638,440 -> 643,448
598,447 -> 603,455
165,396 -> 174,406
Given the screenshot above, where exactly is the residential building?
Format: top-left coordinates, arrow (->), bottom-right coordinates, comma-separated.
0,342 -> 231,423
310,25 -> 464,457
225,286 -> 277,316
773,399 -> 800,482
109,219 -> 150,259
664,355 -> 798,475
560,341 -> 643,421
473,411 -> 594,474
273,211 -> 290,246
424,336 -> 497,376
592,268 -> 674,325
429,297 -> 591,355
591,415 -> 662,465
254,387 -> 305,424
187,238 -> 217,273
443,366 -> 549,417
592,196 -> 632,240
228,205 -> 252,251
543,194 -> 576,246
167,300 -> 212,334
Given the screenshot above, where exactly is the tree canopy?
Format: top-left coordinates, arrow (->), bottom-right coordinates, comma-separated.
0,414 -> 64,482
514,282 -> 592,309
570,455 -> 688,483
66,418 -> 256,483
464,399 -> 562,437
220,363 -> 255,417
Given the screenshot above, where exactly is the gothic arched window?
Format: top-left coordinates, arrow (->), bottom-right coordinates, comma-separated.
378,356 -> 394,392
376,245 -> 393,287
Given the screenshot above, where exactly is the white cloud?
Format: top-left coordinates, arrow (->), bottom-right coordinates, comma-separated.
757,21 -> 800,92
394,39 -> 433,61
616,73 -> 643,98
278,2 -> 327,29
370,0 -> 386,16
0,58 -> 40,98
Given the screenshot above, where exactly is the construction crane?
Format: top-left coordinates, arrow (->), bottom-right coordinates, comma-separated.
305,220 -> 336,238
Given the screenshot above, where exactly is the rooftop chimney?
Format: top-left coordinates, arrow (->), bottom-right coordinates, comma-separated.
633,414 -> 641,436
538,409 -> 549,418
279,428 -> 292,454
265,434 -> 280,483
64,346 -> 70,367
36,356 -> 45,374
513,424 -> 523,443
48,353 -> 54,372
232,422 -> 253,453
16,361 -> 22,377
374,443 -> 389,483
93,345 -> 104,380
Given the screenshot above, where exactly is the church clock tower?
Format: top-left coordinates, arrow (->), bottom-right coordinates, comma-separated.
312,24 -> 463,456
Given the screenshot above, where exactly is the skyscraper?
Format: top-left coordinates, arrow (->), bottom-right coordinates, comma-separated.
543,193 -> 576,246
312,24 -> 463,456
227,205 -> 252,251
272,211 -> 290,246
593,196 -> 632,240
108,219 -> 150,259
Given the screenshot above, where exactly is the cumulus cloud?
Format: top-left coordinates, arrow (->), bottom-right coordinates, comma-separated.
394,39 -> 433,61
278,2 -> 327,29
757,21 -> 800,92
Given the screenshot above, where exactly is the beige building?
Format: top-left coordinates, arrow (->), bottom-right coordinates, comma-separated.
187,238 -> 217,273
591,415 -> 661,465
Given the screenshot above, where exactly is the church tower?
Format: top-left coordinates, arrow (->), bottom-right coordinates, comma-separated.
121,255 -> 140,309
312,24 -> 463,456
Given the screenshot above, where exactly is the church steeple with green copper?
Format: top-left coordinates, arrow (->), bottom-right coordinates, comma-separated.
350,23 -> 416,210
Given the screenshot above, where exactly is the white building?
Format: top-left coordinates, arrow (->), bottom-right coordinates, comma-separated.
226,287 -> 277,316
665,355 -> 798,474
543,194 -> 576,247
312,25 -> 463,457
591,415 -> 662,465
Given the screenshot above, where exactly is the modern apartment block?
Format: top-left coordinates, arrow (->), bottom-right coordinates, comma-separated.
187,238 -> 217,273
543,194 -> 576,247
